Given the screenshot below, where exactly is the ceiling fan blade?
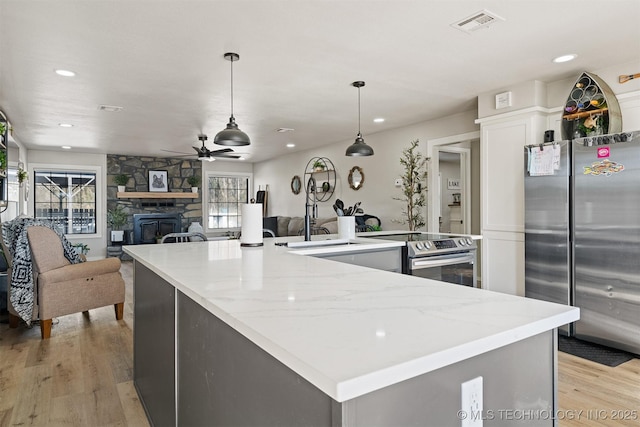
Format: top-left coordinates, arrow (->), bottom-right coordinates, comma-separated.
210,148 -> 234,155
161,149 -> 193,155
212,153 -> 241,159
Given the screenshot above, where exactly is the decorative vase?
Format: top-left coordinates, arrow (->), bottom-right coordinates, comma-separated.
191,187 -> 198,193
338,216 -> 356,240
188,221 -> 204,233
117,185 -> 125,192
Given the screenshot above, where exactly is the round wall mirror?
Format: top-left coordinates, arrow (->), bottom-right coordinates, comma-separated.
348,166 -> 364,190
291,175 -> 301,194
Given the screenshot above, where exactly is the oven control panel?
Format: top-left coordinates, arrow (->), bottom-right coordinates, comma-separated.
408,237 -> 476,257
434,239 -> 457,250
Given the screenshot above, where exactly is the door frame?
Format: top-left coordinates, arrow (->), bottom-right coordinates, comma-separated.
426,131 -> 479,234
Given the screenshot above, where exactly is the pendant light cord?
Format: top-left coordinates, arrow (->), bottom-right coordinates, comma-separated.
357,86 -> 361,135
230,56 -> 234,118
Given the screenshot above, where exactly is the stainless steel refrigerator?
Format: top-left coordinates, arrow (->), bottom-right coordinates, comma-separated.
525,131 -> 640,354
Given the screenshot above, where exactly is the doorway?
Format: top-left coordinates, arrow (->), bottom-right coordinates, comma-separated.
426,132 -> 480,235
438,150 -> 464,233
436,147 -> 469,234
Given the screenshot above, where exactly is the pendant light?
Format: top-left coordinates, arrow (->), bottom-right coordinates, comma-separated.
345,81 -> 374,156
214,52 -> 250,146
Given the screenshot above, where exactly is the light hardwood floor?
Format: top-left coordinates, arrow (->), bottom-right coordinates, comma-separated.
1,261 -> 639,426
0,260 -> 149,427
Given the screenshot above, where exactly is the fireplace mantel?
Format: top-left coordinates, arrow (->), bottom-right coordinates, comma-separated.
117,192 -> 198,199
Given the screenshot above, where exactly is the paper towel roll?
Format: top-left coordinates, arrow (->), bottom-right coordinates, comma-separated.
240,203 -> 263,247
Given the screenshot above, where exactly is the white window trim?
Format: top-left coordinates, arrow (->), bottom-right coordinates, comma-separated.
30,163 -> 103,239
203,171 -> 253,233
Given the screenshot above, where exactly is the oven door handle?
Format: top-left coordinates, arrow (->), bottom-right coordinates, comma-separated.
412,253 -> 475,269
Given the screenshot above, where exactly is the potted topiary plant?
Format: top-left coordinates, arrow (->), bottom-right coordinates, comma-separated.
393,139 -> 427,231
187,174 -> 200,193
114,173 -> 129,192
107,205 -> 128,243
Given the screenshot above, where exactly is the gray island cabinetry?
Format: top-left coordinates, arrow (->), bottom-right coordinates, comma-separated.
125,237 -> 578,426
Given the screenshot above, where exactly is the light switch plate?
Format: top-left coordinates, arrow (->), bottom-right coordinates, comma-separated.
495,91 -> 512,109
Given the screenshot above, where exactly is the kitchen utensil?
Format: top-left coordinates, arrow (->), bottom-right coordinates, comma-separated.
336,199 -> 344,211
352,201 -> 361,213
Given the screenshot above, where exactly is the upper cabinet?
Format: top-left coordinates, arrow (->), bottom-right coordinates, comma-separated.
561,72 -> 622,140
0,111 -> 8,208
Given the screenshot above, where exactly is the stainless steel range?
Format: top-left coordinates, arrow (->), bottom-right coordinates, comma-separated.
366,232 -> 478,287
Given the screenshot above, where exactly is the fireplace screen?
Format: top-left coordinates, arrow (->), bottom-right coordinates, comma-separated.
133,213 -> 182,244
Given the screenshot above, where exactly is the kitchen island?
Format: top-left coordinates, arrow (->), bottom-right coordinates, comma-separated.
125,236 -> 578,426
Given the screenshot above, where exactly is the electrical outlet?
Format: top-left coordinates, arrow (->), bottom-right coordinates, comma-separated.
461,376 -> 483,427
394,178 -> 402,187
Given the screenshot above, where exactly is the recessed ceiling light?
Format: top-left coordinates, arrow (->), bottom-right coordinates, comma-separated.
61,145 -> 72,150
276,128 -> 295,133
373,118 -> 385,123
552,54 -> 577,63
286,143 -> 295,148
58,123 -> 73,128
55,69 -> 76,77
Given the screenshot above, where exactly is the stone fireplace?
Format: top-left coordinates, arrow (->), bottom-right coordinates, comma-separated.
107,154 -> 203,244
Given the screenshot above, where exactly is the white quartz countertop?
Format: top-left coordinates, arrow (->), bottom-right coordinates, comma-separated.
124,237 -> 578,402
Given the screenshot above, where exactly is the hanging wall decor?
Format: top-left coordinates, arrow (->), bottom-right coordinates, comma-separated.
561,72 -> 622,140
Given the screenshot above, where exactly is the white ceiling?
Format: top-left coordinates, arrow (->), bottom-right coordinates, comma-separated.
1,0 -> 639,163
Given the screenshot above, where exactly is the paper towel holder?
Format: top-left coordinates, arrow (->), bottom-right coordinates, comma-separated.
240,201 -> 264,247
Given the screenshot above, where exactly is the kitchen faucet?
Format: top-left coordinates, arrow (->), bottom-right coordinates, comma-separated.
304,176 -> 318,241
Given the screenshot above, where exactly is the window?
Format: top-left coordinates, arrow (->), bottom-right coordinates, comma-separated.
205,173 -> 251,230
34,170 -> 97,235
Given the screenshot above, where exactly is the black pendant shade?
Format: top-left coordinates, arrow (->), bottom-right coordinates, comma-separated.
214,116 -> 250,147
346,133 -> 374,156
346,81 -> 373,157
215,52 -> 250,146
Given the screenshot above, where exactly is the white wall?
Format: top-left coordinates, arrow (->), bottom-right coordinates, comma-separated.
253,110 -> 479,230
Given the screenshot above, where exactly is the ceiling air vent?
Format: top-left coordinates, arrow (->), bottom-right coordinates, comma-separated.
452,9 -> 505,33
98,104 -> 124,112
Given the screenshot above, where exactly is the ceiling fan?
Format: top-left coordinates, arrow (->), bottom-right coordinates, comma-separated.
161,134 -> 243,161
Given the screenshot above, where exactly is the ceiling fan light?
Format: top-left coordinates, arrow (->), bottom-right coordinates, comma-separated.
214,116 -> 251,146
346,133 -> 374,156
198,155 -> 215,162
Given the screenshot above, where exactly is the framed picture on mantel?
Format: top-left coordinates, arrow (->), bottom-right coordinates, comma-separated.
149,170 -> 168,192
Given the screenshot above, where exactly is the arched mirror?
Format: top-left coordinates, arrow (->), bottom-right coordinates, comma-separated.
291,175 -> 301,194
348,166 -> 364,190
